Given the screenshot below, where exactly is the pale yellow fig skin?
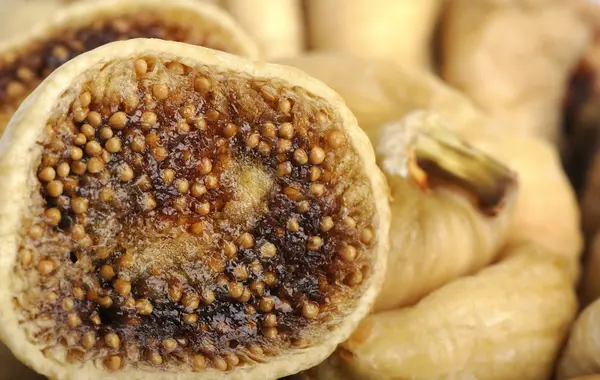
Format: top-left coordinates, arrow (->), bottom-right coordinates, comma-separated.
301,245 -> 577,380
0,0 -> 63,40
305,0 -> 442,69
0,39 -> 390,380
278,53 -> 582,287
558,299 -> 600,379
375,178 -> 513,311
441,0 -> 591,142
221,0 -> 305,60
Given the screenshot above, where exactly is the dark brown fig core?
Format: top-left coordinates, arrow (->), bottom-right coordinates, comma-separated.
0,12 -> 243,135
14,55 -> 377,373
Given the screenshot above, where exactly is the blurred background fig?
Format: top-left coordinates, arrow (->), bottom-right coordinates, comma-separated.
304,0 -> 442,69
441,0 -> 591,143
221,0 -> 304,60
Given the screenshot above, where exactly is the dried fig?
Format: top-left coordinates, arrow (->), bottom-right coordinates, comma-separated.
0,39 -> 389,379
441,0 -> 591,142
0,0 -> 259,135
305,0 -> 442,69
371,111 -> 517,311
222,0 -> 305,60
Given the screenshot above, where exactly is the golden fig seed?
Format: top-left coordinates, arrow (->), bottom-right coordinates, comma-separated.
135,299 -> 153,315
38,167 -> 56,182
87,157 -> 105,173
56,162 -> 70,177
45,208 -> 61,226
108,112 -> 127,129
152,83 -> 169,100
302,302 -> 320,319
46,180 -> 64,197
67,313 -> 81,328
104,355 -> 121,371
309,147 -> 326,165
87,111 -> 102,127
192,354 -> 206,371
162,338 -> 177,353
360,227 -> 374,244
293,148 -> 308,165
134,58 -> 148,76
141,111 -> 157,129
104,332 -> 120,349
237,232 -> 254,249
71,197 -> 89,214
37,259 -> 56,275
307,236 -> 323,251
114,279 -> 131,296
82,332 -> 96,349
105,137 -> 122,153
261,242 -> 277,258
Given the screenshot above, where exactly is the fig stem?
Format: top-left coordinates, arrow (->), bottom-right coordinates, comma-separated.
379,111 -> 516,216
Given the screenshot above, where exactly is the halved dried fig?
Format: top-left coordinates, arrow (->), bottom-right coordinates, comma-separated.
0,0 -> 259,135
0,39 -> 389,379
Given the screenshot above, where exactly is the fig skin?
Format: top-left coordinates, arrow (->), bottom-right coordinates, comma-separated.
305,0 -> 442,69
0,0 -> 63,40
0,40 -> 390,380
279,53 -> 581,378
222,0 -> 305,60
441,0 -> 591,142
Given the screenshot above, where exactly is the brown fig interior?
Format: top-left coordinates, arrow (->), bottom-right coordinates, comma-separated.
13,54 -> 377,373
0,11 -> 246,135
